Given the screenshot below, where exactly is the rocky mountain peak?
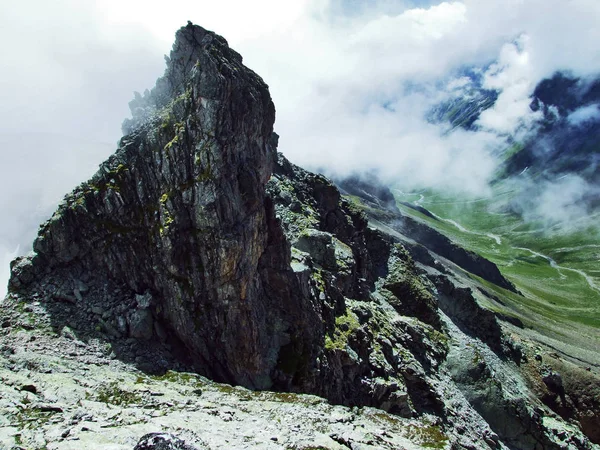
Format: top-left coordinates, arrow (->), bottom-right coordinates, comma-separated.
122,22 -> 270,134
4,23 -> 599,449
10,21 -> 284,390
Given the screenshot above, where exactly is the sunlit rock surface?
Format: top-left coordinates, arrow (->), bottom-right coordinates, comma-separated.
3,22 -> 599,449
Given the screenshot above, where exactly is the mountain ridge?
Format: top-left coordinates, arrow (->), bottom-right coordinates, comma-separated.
2,22 -> 599,449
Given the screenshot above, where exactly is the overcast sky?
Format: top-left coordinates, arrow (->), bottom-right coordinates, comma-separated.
1,0 -> 600,296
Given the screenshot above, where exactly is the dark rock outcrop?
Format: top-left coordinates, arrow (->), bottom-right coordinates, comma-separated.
134,433 -> 201,450
266,154 -> 448,414
5,22 -> 597,449
8,24 -> 444,408
335,174 -> 398,210
334,176 -> 517,292
394,214 -> 516,291
11,22 -> 298,390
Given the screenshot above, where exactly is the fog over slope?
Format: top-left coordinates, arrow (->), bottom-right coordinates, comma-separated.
1,0 -> 600,296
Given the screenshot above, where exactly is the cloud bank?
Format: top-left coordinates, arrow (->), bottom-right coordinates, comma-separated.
2,0 -> 600,296
507,174 -> 600,231
568,104 -> 600,126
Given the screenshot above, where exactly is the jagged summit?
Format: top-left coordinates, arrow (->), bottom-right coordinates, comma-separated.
10,21 -> 284,390
122,22 -> 266,135
3,23 -> 599,449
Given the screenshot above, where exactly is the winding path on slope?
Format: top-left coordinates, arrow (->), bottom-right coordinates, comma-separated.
428,211 -> 503,245
398,191 -> 600,295
514,247 -> 600,294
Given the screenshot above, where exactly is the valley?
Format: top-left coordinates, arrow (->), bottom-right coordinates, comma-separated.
393,185 -> 600,364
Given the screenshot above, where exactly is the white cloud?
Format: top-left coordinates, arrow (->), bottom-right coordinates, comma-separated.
476,36 -> 543,136
523,175 -> 599,228
567,104 -> 600,126
446,76 -> 472,91
2,0 -> 600,296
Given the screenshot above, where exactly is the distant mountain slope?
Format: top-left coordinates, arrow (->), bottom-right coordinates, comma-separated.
428,87 -> 498,131
504,73 -> 600,184
429,70 -> 600,188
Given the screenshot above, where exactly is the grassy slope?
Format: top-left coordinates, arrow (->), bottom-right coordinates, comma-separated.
393,186 -> 600,331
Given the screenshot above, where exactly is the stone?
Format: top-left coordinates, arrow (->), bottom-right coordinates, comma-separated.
116,315 -> 128,335
20,384 -> 38,394
129,310 -> 154,340
135,292 -> 153,309
542,369 -> 565,397
134,433 -> 199,450
76,280 -> 89,293
294,229 -> 337,270
8,256 -> 36,289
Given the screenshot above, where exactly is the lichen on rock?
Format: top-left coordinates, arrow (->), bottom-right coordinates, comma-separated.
4,21 -> 599,450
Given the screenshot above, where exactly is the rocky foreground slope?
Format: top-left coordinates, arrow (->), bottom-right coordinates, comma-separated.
2,22 -> 599,449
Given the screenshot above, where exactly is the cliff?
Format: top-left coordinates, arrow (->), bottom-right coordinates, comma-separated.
3,22 -> 599,449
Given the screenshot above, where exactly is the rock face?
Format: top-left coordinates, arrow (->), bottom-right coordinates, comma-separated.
12,22 -> 298,391
6,22 -> 600,449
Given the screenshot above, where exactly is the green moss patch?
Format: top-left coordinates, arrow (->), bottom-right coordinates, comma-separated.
94,382 -> 144,406
406,423 -> 448,449
325,308 -> 360,351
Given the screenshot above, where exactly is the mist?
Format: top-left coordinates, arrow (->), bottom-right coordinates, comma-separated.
568,104 -> 600,127
2,0 -> 600,297
507,175 -> 600,231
